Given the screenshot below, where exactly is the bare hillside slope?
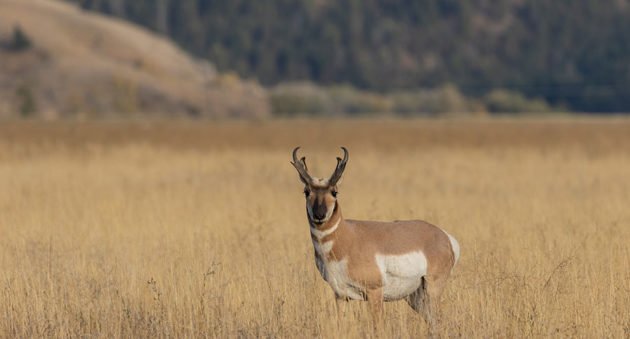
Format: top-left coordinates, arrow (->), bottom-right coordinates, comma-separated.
0,0 -> 269,118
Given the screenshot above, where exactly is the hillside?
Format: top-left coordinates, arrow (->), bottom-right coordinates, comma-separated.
0,0 -> 269,119
72,0 -> 630,112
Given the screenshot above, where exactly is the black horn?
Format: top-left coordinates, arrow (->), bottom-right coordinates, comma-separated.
329,147 -> 349,185
291,147 -> 313,184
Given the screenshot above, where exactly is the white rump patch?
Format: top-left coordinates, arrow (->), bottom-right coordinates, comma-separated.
443,231 -> 460,265
375,251 -> 428,301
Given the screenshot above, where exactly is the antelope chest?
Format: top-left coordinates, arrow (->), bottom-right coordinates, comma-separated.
318,257 -> 366,300
313,240 -> 366,300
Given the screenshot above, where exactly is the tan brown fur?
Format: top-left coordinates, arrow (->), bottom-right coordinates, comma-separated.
292,147 -> 458,334
315,205 -> 456,287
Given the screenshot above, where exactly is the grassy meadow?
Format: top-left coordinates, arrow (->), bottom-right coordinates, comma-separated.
0,119 -> 629,338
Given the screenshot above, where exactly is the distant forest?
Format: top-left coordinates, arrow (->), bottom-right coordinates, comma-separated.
69,0 -> 630,112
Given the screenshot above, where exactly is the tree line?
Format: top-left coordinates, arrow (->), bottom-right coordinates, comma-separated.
69,0 -> 630,112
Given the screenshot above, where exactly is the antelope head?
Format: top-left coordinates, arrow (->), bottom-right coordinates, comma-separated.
291,147 -> 349,226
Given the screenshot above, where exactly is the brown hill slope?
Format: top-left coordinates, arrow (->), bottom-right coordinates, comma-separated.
0,0 -> 269,119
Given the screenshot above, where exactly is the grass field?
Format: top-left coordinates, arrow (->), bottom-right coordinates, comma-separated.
1,119 -> 629,338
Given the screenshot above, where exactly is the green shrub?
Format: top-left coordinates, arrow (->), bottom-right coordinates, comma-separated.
484,89 -> 554,113
16,84 -> 37,117
390,84 -> 477,115
326,85 -> 391,115
270,82 -> 558,116
270,82 -> 331,116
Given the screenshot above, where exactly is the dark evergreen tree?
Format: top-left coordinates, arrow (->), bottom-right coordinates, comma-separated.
67,0 -> 630,112
9,25 -> 32,51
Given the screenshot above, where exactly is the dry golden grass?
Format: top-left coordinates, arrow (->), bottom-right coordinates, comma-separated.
1,119 -> 629,338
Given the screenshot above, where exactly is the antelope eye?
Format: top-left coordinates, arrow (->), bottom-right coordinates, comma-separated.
304,189 -> 310,197
331,190 -> 338,198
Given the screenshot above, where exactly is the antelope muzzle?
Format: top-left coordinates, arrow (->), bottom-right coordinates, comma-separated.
311,200 -> 328,223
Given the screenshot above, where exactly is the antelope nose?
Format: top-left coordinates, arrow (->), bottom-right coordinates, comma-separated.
313,203 -> 327,221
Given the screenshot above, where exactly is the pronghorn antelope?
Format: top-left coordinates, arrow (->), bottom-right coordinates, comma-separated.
291,147 -> 460,332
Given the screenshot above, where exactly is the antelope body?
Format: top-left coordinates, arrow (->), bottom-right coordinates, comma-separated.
291,147 -> 459,331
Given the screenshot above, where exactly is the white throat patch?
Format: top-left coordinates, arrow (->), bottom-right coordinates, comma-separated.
310,218 -> 340,240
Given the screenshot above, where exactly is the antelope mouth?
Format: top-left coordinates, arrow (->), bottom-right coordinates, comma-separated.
312,219 -> 326,225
